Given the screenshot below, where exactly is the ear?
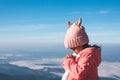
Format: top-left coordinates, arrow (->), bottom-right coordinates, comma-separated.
68,21 -> 72,27
76,18 -> 82,26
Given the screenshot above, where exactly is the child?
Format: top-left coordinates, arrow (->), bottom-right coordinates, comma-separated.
62,18 -> 101,80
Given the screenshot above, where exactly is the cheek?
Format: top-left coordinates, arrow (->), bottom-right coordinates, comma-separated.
74,50 -> 79,54
75,49 -> 81,54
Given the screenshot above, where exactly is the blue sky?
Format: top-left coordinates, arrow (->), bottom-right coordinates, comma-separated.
0,0 -> 120,48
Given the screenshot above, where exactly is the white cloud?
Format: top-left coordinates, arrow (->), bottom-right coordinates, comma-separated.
69,10 -> 110,15
87,29 -> 120,44
0,24 -> 65,32
9,58 -> 120,78
9,58 -> 63,70
50,72 -> 63,77
0,53 -> 13,59
89,30 -> 120,37
9,58 -> 64,76
0,53 -> 27,59
99,10 -> 109,14
0,23 -> 66,45
99,62 -> 120,78
69,11 -> 91,15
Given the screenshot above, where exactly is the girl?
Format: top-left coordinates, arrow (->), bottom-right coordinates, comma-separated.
62,18 -> 101,80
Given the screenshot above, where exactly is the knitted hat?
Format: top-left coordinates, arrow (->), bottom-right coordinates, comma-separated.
64,18 -> 89,49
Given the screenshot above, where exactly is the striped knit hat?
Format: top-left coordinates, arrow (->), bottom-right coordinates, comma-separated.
64,18 -> 89,49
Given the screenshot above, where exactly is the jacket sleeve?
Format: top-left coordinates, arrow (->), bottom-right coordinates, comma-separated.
63,52 -> 95,79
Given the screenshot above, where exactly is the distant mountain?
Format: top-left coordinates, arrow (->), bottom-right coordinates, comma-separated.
0,73 -> 13,80
0,62 -> 119,80
0,73 -> 60,80
0,64 -> 62,80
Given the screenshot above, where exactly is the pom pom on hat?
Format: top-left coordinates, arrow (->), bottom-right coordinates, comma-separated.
64,18 -> 89,49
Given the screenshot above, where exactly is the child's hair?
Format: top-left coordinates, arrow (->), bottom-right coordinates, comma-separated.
82,44 -> 101,50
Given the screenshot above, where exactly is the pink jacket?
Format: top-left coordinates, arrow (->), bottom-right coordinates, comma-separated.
63,47 -> 101,80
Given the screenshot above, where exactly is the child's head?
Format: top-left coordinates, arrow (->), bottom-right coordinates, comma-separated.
64,18 -> 89,49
